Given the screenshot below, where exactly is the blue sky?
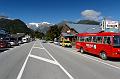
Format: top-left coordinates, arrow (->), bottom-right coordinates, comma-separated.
0,0 -> 120,24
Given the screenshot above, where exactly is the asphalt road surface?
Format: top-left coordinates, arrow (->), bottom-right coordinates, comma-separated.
0,40 -> 120,79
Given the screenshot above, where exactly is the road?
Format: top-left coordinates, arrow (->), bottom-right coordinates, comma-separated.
0,40 -> 120,79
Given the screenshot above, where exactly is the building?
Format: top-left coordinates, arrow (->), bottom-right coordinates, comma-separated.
59,23 -> 101,43
66,23 -> 101,33
59,19 -> 120,44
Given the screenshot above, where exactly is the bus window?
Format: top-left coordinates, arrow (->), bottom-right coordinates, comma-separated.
104,37 -> 111,44
93,36 -> 97,43
85,37 -> 88,42
80,37 -> 84,42
113,35 -> 120,46
97,37 -> 102,43
85,36 -> 92,42
89,37 -> 92,42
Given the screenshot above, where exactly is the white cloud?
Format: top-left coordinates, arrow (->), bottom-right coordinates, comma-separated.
81,10 -> 101,21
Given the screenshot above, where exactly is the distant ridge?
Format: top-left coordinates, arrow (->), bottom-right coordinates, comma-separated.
28,22 -> 53,33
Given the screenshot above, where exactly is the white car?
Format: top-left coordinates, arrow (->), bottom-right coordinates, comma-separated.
22,38 -> 27,43
54,41 -> 59,45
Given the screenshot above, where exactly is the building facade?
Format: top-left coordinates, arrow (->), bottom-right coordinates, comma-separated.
59,23 -> 101,43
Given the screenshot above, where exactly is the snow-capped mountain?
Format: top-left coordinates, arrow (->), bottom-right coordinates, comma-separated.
28,22 -> 53,33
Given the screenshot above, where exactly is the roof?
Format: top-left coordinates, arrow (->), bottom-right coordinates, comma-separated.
66,23 -> 101,33
11,33 -> 25,38
77,32 -> 120,37
61,33 -> 75,37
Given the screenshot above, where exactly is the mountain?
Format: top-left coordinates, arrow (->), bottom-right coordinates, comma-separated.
58,20 -> 75,25
28,22 -> 52,33
77,20 -> 100,25
0,18 -> 32,34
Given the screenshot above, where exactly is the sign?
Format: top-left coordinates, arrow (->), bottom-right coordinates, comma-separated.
67,30 -> 70,33
86,44 -> 94,48
86,44 -> 96,49
106,20 -> 118,25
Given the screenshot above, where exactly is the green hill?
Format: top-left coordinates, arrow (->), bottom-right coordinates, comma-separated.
77,20 -> 100,25
0,18 -> 32,34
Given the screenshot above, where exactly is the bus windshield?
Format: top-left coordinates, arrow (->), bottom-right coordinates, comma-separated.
113,35 -> 120,46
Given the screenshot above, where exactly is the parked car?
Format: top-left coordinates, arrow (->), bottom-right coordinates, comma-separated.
48,41 -> 54,43
9,37 -> 19,46
22,37 -> 29,43
18,40 -> 23,44
0,40 -> 8,50
54,41 -> 59,45
4,37 -> 11,48
62,40 -> 72,47
18,37 -> 24,44
59,41 -> 63,46
42,40 -> 47,43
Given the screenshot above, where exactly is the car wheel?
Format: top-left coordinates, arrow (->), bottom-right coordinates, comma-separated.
7,43 -> 11,48
100,52 -> 107,60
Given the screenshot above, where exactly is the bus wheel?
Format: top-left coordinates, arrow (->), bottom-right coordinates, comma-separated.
100,52 -> 107,60
80,48 -> 84,54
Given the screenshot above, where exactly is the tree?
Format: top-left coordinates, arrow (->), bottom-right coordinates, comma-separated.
45,25 -> 61,41
34,31 -> 44,39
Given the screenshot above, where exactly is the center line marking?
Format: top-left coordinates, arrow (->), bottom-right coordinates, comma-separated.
40,43 -> 74,79
17,41 -> 36,79
30,54 -> 58,65
33,47 -> 44,49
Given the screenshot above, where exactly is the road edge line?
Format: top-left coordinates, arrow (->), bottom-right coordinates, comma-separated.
52,44 -> 120,70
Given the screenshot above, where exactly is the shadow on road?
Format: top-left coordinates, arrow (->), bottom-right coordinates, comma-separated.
79,52 -> 120,62
108,58 -> 120,62
0,48 -> 9,53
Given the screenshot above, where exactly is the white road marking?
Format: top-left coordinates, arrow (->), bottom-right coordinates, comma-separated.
16,42 -> 36,79
51,44 -> 120,70
29,54 -> 58,65
41,43 -> 74,79
33,47 -> 44,49
78,54 -> 120,70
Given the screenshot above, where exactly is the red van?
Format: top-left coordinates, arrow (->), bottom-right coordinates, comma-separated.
76,32 -> 120,60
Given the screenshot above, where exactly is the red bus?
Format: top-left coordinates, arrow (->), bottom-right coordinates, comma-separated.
76,32 -> 120,60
